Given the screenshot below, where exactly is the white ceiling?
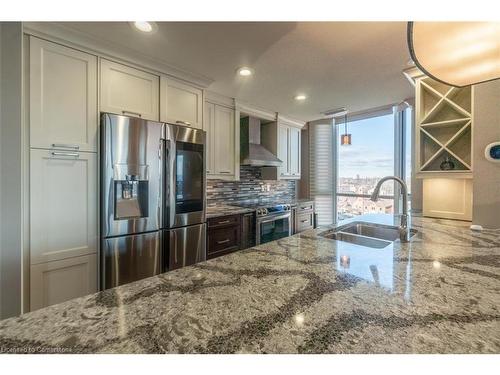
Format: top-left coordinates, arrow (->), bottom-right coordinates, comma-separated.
60,22 -> 414,121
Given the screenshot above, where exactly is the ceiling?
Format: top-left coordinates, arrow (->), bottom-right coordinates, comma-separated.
60,22 -> 414,121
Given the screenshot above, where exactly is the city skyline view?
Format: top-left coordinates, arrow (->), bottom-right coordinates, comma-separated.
337,113 -> 395,179
336,110 -> 412,220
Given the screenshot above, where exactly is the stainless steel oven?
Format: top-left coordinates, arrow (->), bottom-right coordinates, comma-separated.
255,204 -> 292,245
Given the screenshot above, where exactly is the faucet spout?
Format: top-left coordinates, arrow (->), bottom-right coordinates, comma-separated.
370,176 -> 410,242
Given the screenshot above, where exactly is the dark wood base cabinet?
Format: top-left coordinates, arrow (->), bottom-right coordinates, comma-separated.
207,214 -> 241,260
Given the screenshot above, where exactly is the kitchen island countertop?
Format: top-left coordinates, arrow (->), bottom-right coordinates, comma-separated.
1,214 -> 499,353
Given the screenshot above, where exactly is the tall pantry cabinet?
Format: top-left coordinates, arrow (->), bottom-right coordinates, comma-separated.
28,37 -> 98,311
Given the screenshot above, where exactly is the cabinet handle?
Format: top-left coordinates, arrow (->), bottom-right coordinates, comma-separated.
51,151 -> 79,158
301,219 -> 309,223
176,120 -> 191,126
52,143 -> 79,150
219,171 -> 231,174
217,239 -> 230,244
301,206 -> 312,210
122,110 -> 142,118
218,220 -> 231,224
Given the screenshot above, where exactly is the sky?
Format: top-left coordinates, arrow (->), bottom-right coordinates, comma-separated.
338,114 -> 396,178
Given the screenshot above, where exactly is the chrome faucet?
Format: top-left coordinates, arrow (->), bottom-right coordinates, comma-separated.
370,176 -> 410,242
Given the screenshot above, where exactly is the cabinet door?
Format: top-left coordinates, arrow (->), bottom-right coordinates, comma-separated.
214,105 -> 235,175
423,178 -> 472,220
100,59 -> 159,121
161,77 -> 203,129
278,125 -> 289,176
204,102 -> 215,174
30,37 -> 98,152
30,149 -> 97,264
289,126 -> 301,177
30,254 -> 97,311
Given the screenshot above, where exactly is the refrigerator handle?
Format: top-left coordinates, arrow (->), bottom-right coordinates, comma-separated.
164,139 -> 172,227
167,139 -> 176,227
173,230 -> 178,266
158,140 -> 164,227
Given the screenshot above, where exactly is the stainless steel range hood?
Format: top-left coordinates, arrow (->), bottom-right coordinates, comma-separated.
240,116 -> 282,167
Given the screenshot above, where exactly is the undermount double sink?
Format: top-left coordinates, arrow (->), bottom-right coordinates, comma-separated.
319,221 -> 417,249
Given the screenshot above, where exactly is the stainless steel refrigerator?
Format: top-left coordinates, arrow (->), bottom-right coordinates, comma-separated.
100,113 -> 206,290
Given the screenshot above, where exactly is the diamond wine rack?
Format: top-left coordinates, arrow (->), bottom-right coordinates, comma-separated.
416,76 -> 473,178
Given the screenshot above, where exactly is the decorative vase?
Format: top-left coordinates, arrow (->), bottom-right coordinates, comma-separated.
440,156 -> 455,170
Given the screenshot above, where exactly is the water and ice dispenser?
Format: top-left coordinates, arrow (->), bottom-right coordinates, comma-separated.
113,165 -> 149,220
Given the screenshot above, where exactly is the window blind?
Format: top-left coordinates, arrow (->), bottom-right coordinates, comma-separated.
309,120 -> 335,226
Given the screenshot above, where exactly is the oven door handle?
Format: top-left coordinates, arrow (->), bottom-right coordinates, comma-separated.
258,213 -> 291,224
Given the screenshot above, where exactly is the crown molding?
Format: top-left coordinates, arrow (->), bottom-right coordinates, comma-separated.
204,90 -> 235,109
235,101 -> 277,122
277,114 -> 306,129
402,66 -> 425,87
23,22 -> 214,88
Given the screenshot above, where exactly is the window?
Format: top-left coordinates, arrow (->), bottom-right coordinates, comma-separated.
308,104 -> 413,226
309,121 -> 335,226
337,114 -> 395,221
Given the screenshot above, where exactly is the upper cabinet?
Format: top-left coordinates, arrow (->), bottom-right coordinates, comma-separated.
288,126 -> 301,177
204,102 -> 216,174
100,59 -> 159,121
278,125 -> 289,176
204,99 -> 238,179
415,74 -> 473,179
29,37 -> 98,152
262,116 -> 304,180
161,76 -> 203,129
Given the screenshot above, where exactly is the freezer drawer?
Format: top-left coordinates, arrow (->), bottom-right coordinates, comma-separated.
101,231 -> 161,290
165,224 -> 206,271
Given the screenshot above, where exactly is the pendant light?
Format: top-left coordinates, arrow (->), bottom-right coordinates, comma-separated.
408,22 -> 500,87
340,112 -> 351,146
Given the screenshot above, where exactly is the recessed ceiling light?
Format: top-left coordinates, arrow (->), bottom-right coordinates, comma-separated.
237,67 -> 253,77
294,94 -> 307,101
130,21 -> 158,34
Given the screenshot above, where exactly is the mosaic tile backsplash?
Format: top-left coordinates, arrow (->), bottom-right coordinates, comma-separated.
206,166 -> 296,206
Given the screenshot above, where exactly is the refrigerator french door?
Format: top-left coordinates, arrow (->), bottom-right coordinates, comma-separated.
163,123 -> 206,270
163,225 -> 206,271
164,124 -> 206,228
100,113 -> 163,290
100,114 -> 207,290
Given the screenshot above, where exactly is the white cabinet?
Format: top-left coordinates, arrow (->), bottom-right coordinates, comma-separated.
289,126 -> 301,177
204,102 -> 237,179
278,125 -> 301,178
29,37 -> 98,152
214,105 -> 236,175
30,254 -> 97,311
262,117 -> 303,180
278,125 -> 289,176
204,102 -> 215,174
30,149 -> 97,265
423,178 -> 472,221
161,76 -> 203,129
100,59 -> 159,121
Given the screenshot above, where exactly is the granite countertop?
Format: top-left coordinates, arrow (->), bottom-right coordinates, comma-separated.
206,205 -> 255,219
1,214 -> 499,353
